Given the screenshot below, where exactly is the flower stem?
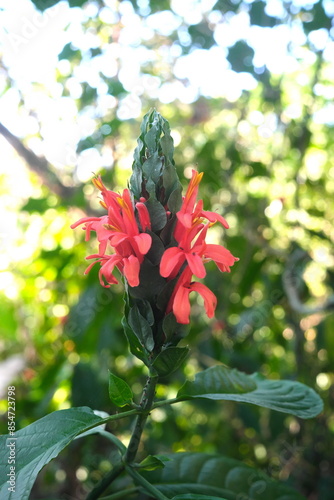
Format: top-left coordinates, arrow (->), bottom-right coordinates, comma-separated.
86,374 -> 159,499
124,373 -> 159,464
125,464 -> 170,500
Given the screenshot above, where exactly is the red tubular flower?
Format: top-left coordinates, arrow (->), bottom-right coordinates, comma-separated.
71,180 -> 152,288
166,268 -> 217,324
160,169 -> 238,324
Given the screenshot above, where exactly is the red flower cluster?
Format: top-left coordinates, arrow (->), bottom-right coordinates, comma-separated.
160,170 -> 238,324
71,177 -> 152,288
72,171 -> 238,324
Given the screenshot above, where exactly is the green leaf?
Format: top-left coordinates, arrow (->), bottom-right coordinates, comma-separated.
137,455 -> 169,471
167,185 -> 183,213
172,496 -> 227,500
153,347 -> 190,377
141,452 -> 305,499
108,371 -> 133,407
177,366 -> 323,418
128,259 -> 166,301
162,312 -> 189,343
142,151 -> 163,183
0,407 -> 103,500
146,199 -> 168,231
128,305 -> 154,352
145,119 -> 160,154
136,299 -> 155,326
122,315 -> 150,366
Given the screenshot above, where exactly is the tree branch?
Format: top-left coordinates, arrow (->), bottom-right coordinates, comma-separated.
0,121 -> 75,198
283,249 -> 334,315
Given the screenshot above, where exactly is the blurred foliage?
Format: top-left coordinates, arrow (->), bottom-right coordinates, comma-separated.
0,0 -> 334,499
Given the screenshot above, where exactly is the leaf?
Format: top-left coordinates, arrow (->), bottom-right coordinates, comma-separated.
128,305 -> 154,352
122,315 -> 150,366
142,151 -> 163,183
167,185 -> 183,213
177,366 -> 323,418
146,199 -> 168,231
153,347 -> 190,377
172,496 -> 227,500
136,299 -> 155,326
137,455 -> 169,471
0,407 -> 104,500
128,259 -> 166,301
109,371 -> 133,407
141,452 -> 305,499
145,119 -> 160,154
145,231 -> 165,266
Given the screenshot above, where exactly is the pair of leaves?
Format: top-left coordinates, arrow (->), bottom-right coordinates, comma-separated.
141,452 -> 305,499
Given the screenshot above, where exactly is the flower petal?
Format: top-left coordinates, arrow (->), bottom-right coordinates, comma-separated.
185,252 -> 206,279
201,210 -> 229,228
99,255 -> 121,287
123,255 -> 140,287
133,233 -> 152,255
173,284 -> 191,324
204,244 -> 239,271
190,282 -> 217,319
160,247 -> 185,278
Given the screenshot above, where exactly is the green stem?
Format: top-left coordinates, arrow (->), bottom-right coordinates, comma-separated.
99,430 -> 127,454
125,464 -> 170,500
78,408 -> 139,439
124,374 -> 159,464
86,464 -> 125,500
86,374 -> 159,499
151,397 -> 181,409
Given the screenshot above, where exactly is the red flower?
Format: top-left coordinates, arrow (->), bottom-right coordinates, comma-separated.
160,169 -> 238,323
71,179 -> 152,287
167,268 -> 217,324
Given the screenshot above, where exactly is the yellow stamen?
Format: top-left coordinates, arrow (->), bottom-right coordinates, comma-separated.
92,176 -> 106,191
103,223 -> 118,231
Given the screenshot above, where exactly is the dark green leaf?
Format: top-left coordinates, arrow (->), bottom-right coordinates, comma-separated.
146,199 -> 168,231
177,366 -> 323,418
167,185 -> 183,213
142,152 -> 163,183
0,408 -> 103,500
108,371 -> 133,407
122,316 -> 150,366
136,299 -> 155,326
145,232 -> 165,265
153,347 -> 190,377
128,305 -> 154,352
162,312 -> 189,342
172,496 -> 227,500
128,259 -> 166,301
141,452 -> 305,499
161,132 -> 174,162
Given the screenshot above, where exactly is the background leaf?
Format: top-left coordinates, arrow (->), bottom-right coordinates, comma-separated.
141,452 -> 305,499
